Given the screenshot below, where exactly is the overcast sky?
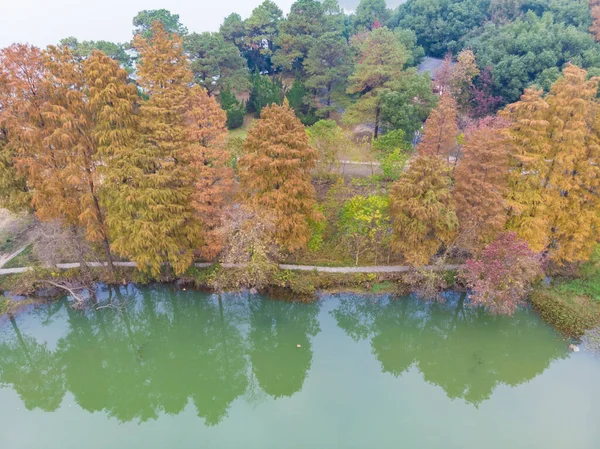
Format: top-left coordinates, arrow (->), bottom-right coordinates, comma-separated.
0,1 -> 402,49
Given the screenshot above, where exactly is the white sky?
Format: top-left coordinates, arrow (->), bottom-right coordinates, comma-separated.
1,0 -> 404,49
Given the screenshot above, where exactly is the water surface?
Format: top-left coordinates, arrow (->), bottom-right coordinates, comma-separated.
0,286 -> 598,449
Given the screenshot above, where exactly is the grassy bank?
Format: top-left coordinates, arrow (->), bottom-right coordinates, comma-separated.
530,249 -> 600,337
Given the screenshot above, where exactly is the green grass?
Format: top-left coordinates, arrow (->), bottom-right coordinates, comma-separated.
553,247 -> 600,302
228,126 -> 249,140
0,236 -> 16,253
2,244 -> 35,269
227,114 -> 255,140
530,245 -> 600,336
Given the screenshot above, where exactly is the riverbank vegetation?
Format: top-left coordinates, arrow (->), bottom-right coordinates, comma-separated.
1,0 -> 600,335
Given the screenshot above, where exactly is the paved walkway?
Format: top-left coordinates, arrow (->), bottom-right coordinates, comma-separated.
0,261 -> 462,276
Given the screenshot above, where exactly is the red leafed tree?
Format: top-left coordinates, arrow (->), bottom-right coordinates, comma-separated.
470,67 -> 503,118
454,116 -> 510,250
460,232 -> 542,316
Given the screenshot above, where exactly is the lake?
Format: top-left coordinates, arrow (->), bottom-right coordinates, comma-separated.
0,285 -> 598,449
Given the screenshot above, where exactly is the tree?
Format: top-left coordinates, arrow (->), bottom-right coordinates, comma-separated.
0,45 -> 81,231
132,9 -> 188,37
0,65 -> 29,212
238,101 -> 318,253
380,69 -> 437,138
244,0 -> 284,73
590,0 -> 600,41
220,13 -> 246,50
211,205 -> 279,291
503,65 -> 600,263
186,86 -> 233,260
394,28 -> 425,68
304,32 -> 353,115
345,28 -> 408,138
391,0 -> 489,57
184,32 -> 249,95
470,67 -> 504,117
306,120 -> 352,177
501,88 -> 551,252
1,45 -> 132,273
354,0 -> 390,32
58,37 -> 132,72
389,155 -> 458,265
450,49 -> 480,111
467,11 -> 600,103
537,65 -> 600,262
219,86 -> 245,130
246,73 -> 284,117
340,194 -> 391,265
417,93 -> 459,165
454,117 -> 510,250
272,0 -> 326,72
285,77 -> 318,126
322,0 -> 347,34
107,22 -> 202,275
461,232 -> 542,315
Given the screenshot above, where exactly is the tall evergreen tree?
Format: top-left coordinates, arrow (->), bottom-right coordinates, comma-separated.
304,32 -> 353,115
244,0 -> 284,73
345,28 -> 408,138
238,101 -> 318,252
184,32 -> 249,95
272,0 -> 326,72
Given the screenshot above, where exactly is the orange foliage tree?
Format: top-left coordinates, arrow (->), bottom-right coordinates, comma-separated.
0,45 -> 90,262
238,100 -> 318,253
106,22 -> 203,275
0,45 -> 140,273
186,85 -> 233,260
454,117 -> 510,250
417,93 -> 459,166
0,57 -> 30,211
501,87 -> 550,252
389,154 -> 458,265
503,65 -> 600,263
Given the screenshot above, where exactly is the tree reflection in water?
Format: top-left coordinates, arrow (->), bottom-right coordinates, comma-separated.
0,287 -> 566,425
0,286 -> 321,424
332,293 -> 567,405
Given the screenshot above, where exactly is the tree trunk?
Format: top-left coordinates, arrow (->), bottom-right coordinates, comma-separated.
374,106 -> 381,139
89,182 -> 115,278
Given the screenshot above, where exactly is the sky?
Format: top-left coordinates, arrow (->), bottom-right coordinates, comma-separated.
0,0 -> 402,49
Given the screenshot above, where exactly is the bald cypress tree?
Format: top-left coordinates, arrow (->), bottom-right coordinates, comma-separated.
502,88 -> 551,253
417,93 -> 459,165
107,22 -> 202,275
238,100 -> 318,253
454,117 -> 510,251
503,65 -> 600,263
389,155 -> 458,266
186,85 -> 233,260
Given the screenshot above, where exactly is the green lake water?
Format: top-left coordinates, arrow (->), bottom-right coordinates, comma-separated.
0,285 -> 598,449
